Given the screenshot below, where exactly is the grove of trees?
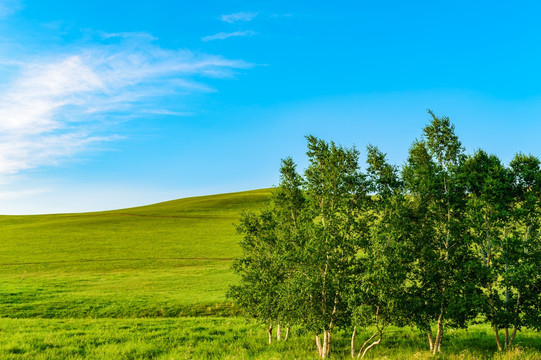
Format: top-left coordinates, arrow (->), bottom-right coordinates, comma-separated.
229,111 -> 541,358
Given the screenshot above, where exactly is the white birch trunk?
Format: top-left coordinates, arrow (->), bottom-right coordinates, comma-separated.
357,331 -> 378,358
351,326 -> 357,358
433,314 -> 443,355
322,331 -> 328,359
325,330 -> 332,358
360,336 -> 382,359
316,334 -> 322,358
427,331 -> 434,353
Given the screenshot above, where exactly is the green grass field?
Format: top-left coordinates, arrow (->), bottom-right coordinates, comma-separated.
0,188 -> 539,359
0,319 -> 540,359
0,189 -> 271,318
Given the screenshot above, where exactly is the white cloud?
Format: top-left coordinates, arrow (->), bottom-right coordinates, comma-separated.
100,32 -> 158,41
0,34 -> 252,180
221,11 -> 258,23
201,30 -> 256,42
143,109 -> 194,116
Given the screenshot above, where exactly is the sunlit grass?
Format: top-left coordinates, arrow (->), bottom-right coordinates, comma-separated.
0,319 -> 539,359
0,189 -> 270,318
0,188 -> 539,358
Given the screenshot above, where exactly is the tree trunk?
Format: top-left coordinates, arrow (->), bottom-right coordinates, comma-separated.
432,309 -> 444,355
505,260 -> 509,349
357,331 -> 377,358
285,326 -> 290,341
322,331 -> 328,359
316,334 -> 323,358
357,327 -> 383,359
351,326 -> 357,358
492,324 -> 503,351
436,333 -> 442,353
268,322 -> 273,345
360,336 -> 382,359
277,324 -> 282,341
509,293 -> 521,347
510,325 -> 517,347
487,282 -> 503,351
427,331 -> 434,353
316,330 -> 333,358
325,330 -> 332,358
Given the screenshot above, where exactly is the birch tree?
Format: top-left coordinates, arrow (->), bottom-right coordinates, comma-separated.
505,154 -> 541,346
464,151 -> 541,350
229,157 -> 306,344
463,150 -> 515,350
349,145 -> 414,359
402,111 -> 481,354
295,135 -> 369,358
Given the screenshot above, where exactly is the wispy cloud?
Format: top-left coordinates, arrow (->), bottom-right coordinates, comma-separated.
0,34 -> 252,178
221,11 -> 258,23
100,31 -> 158,41
143,109 -> 194,116
202,30 -> 256,42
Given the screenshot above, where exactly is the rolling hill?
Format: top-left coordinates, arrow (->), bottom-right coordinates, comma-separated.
0,189 -> 271,318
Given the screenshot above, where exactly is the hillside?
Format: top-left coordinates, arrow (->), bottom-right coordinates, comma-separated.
0,189 -> 271,318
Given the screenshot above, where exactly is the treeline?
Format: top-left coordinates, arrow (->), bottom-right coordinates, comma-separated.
228,111 -> 541,358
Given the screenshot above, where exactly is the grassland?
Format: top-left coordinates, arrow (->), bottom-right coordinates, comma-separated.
0,189 -> 271,318
0,188 -> 539,359
0,319 -> 540,359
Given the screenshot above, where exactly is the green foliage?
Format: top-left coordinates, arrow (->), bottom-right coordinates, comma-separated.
463,150 -> 541,350
348,145 -> 413,357
230,137 -> 370,357
298,136 -> 369,333
229,158 -> 307,331
402,112 -> 483,355
231,114 -> 541,357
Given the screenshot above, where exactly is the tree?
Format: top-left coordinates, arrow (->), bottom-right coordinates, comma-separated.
463,150 -> 514,350
402,111 -> 481,354
349,145 -> 414,358
229,157 -> 306,344
464,151 -> 541,351
230,116 -> 541,357
290,136 -> 369,358
505,154 -> 541,346
230,136 -> 369,358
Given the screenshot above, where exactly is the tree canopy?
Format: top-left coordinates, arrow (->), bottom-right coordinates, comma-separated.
229,111 -> 541,358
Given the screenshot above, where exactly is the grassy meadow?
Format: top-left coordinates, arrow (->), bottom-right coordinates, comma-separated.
0,319 -> 540,359
0,188 -> 540,359
0,189 -> 270,318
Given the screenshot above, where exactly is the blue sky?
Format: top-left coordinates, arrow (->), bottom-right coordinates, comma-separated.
1,1 -> 541,214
